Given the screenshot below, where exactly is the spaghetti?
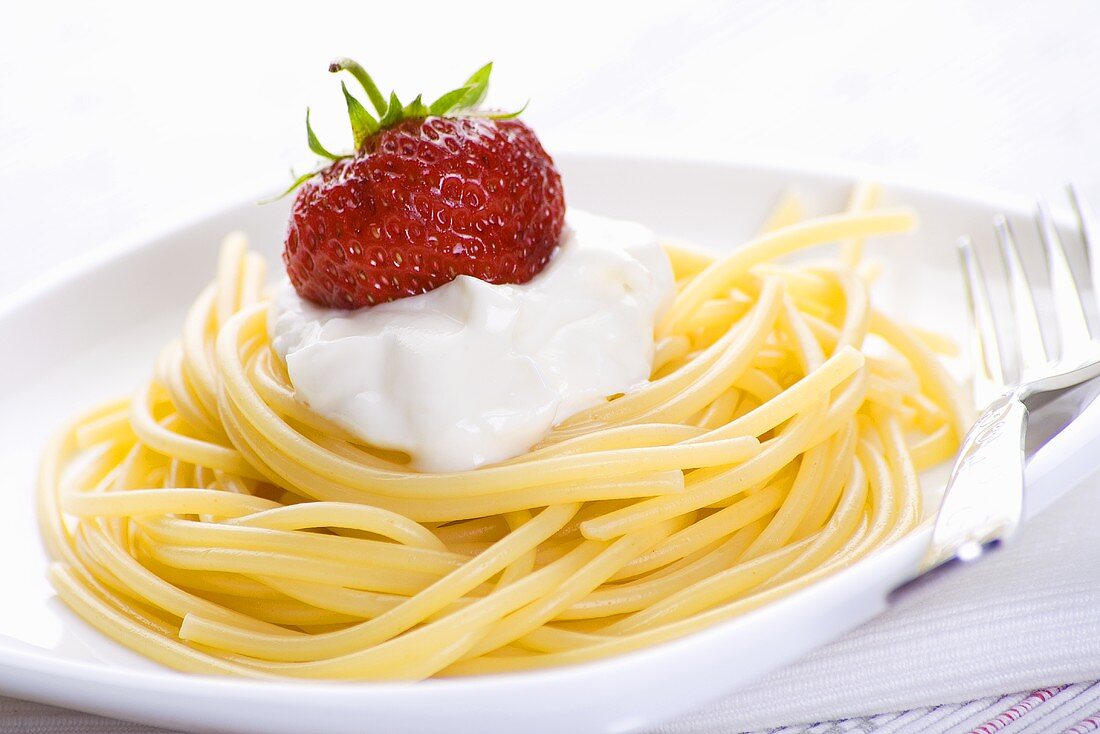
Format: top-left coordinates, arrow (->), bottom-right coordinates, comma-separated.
37,187 -> 966,679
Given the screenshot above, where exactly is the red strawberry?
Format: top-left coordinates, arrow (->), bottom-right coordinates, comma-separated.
281,60 -> 565,309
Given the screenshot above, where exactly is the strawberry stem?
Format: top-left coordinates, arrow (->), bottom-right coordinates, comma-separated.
329,58 -> 388,116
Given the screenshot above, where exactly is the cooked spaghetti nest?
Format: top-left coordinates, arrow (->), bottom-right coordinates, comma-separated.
38,184 -> 968,680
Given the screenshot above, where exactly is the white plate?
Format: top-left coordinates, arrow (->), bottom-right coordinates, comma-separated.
0,154 -> 1094,734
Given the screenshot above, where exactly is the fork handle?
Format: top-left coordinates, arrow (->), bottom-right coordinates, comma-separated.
922,394 -> 1027,571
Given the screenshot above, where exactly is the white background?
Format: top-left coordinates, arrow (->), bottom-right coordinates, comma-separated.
2,0 -> 1099,298
2,2 -> 1100,731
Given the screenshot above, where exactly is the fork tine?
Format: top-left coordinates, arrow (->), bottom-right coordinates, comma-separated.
1036,199 -> 1094,357
993,215 -> 1048,378
957,236 -> 1005,404
1067,184 -> 1100,326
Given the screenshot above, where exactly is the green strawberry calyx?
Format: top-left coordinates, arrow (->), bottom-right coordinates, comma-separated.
274,59 -> 526,199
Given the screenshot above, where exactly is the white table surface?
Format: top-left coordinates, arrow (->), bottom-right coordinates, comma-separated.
2,1 -> 1099,732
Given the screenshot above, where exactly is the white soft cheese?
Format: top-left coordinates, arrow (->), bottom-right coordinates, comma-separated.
269,209 -> 675,472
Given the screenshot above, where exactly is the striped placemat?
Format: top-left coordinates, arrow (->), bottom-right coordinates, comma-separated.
679,682 -> 1100,734
2,684 -> 1098,733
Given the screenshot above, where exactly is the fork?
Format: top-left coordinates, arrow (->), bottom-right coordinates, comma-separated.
922,185 -> 1100,571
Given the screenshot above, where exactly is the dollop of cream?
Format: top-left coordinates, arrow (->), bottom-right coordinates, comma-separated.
269,209 -> 675,472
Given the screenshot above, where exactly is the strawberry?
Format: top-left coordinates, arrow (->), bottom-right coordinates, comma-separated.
281,59 -> 565,309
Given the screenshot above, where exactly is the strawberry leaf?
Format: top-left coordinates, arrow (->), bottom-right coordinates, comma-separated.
403,94 -> 430,119
329,58 -> 387,116
340,81 -> 379,148
488,99 -> 529,120
261,167 -> 326,203
283,59 -> 520,196
457,62 -> 493,109
305,108 -> 342,161
379,92 -> 404,127
429,84 -> 474,116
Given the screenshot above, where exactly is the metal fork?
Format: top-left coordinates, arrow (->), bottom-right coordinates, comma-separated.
922,185 -> 1100,571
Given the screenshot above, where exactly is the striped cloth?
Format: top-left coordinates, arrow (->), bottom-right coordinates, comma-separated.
667,682 -> 1100,734
3,685 -> 1099,733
